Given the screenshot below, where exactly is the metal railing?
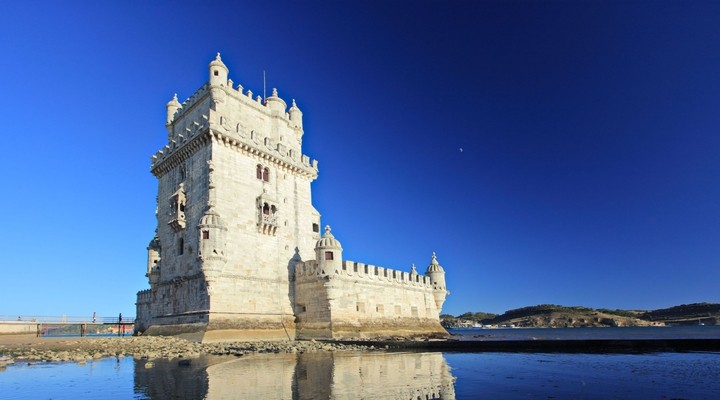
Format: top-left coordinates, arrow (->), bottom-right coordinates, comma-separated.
0,315 -> 135,324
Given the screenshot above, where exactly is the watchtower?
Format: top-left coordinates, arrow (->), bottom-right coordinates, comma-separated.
137,53 -> 321,341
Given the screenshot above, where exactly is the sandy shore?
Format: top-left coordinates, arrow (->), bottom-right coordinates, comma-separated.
0,334 -> 376,366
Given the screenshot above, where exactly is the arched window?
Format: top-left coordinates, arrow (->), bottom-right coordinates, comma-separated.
263,167 -> 270,182
270,205 -> 277,214
263,203 -> 270,215
256,164 -> 263,180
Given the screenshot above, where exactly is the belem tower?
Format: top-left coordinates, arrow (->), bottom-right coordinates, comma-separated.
135,54 -> 449,342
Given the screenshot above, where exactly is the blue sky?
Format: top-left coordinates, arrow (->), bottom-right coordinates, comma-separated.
1,1 -> 719,318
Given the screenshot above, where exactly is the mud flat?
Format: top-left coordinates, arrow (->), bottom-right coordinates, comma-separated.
0,334 -> 376,366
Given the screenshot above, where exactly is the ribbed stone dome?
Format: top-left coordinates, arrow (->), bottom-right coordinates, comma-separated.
167,93 -> 181,108
209,52 -> 228,70
426,252 -> 444,273
315,225 -> 342,249
199,208 -> 225,227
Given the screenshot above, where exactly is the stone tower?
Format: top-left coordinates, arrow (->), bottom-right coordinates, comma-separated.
136,53 -> 321,341
136,54 -> 448,341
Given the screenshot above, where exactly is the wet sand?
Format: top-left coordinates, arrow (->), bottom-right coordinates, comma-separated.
0,334 -> 376,364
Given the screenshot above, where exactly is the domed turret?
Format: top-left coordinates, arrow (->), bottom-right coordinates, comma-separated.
166,93 -> 182,125
265,88 -> 287,115
199,208 -> 224,227
209,52 -> 229,86
288,99 -> 303,130
198,207 -> 227,267
146,235 -> 161,282
425,252 -> 448,310
315,225 -> 343,272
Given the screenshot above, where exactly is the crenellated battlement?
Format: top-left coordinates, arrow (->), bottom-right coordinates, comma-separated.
151,121 -> 318,178
136,289 -> 151,303
296,259 -> 434,289
150,131 -> 318,181
153,69 -> 316,178
173,83 -> 210,121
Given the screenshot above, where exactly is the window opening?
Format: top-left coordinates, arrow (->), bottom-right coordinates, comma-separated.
262,167 -> 270,182
256,164 -> 263,180
202,230 -> 210,240
324,251 -> 334,260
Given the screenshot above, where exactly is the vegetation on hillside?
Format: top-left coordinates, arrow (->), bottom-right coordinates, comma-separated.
642,303 -> 720,322
440,312 -> 497,326
443,303 -> 720,328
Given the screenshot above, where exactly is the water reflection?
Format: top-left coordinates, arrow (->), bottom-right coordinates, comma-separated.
134,351 -> 456,399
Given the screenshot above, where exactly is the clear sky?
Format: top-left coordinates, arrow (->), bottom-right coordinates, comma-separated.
1,1 -> 718,318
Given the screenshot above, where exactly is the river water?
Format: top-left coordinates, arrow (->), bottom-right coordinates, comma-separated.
2,327 -> 720,399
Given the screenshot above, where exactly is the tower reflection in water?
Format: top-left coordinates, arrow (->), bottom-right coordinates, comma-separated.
134,351 -> 456,399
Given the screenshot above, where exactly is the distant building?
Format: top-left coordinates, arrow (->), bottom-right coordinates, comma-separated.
136,54 -> 448,341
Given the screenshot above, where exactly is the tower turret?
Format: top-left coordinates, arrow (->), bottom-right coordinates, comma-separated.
197,206 -> 228,272
166,93 -> 182,125
146,236 -> 161,285
425,252 -> 448,310
288,99 -> 303,130
265,88 -> 287,115
315,225 -> 343,273
209,52 -> 229,86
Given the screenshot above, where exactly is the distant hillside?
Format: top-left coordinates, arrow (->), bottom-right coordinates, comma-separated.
443,303 -> 720,328
641,303 -> 720,325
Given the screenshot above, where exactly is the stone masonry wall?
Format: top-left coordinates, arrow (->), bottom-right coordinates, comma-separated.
295,259 -> 446,339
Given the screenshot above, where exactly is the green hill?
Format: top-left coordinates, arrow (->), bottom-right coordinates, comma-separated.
443,303 -> 720,328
